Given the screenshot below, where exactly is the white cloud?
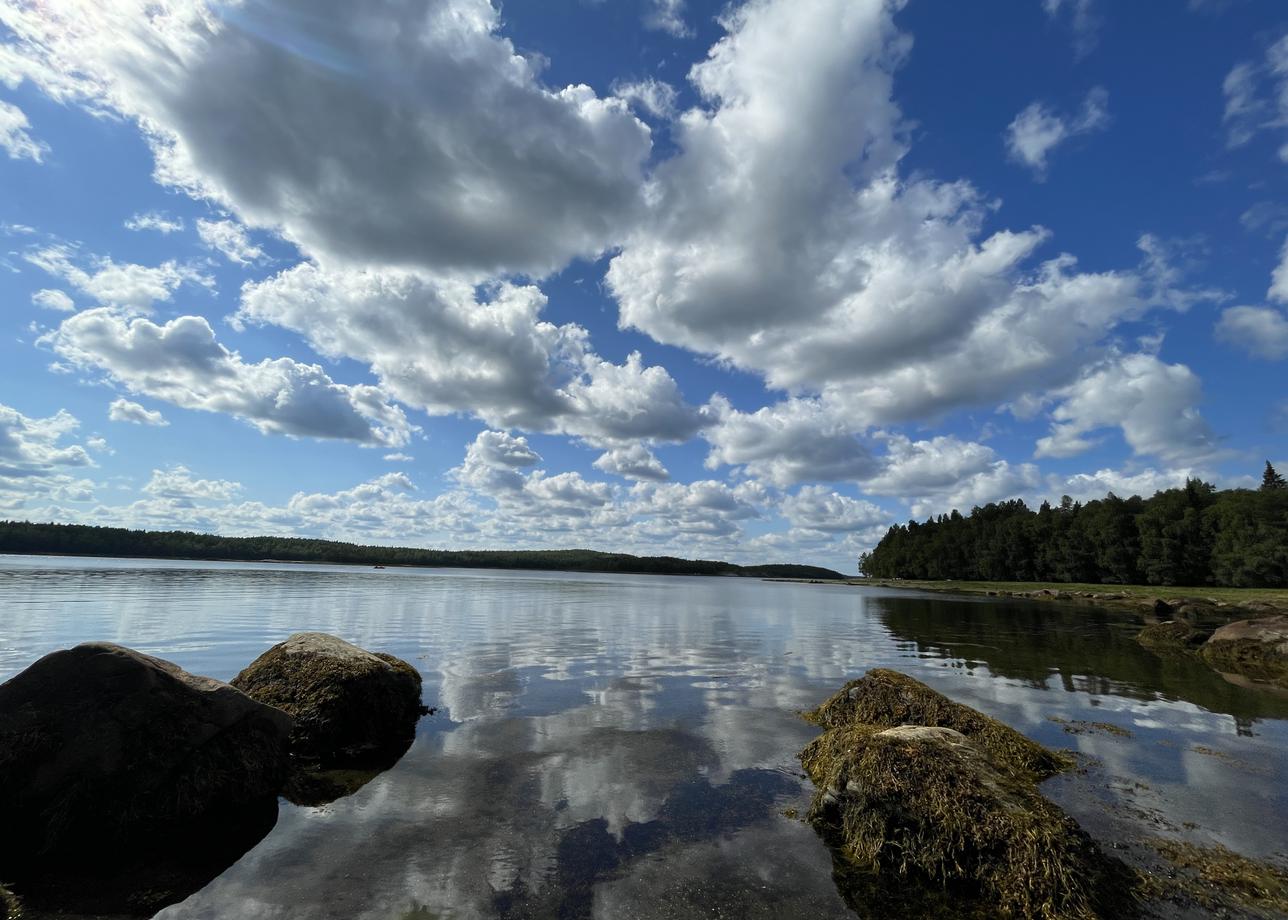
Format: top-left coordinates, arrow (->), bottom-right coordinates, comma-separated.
1035,353 -> 1218,464
0,0 -> 653,279
195,218 -> 264,265
455,430 -> 543,494
1043,0 -> 1099,59
124,211 -> 184,234
593,444 -> 669,481
0,97 -> 47,161
607,2 -> 1199,430
703,397 -> 876,487
644,0 -> 691,38
238,263 -> 709,447
31,288 -> 73,312
383,452 -> 413,463
780,485 -> 886,533
44,307 -> 413,447
1005,87 -> 1109,178
1222,34 -> 1288,155
1271,236 -> 1288,303
108,397 -> 168,426
25,243 -> 210,311
613,78 -> 678,119
0,402 -> 96,511
1215,305 -> 1288,360
143,464 -> 240,502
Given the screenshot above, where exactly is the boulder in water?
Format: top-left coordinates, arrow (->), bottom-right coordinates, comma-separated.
1137,620 -> 1213,653
803,667 -> 1070,779
1199,615 -> 1288,685
0,642 -> 292,914
232,632 -> 425,766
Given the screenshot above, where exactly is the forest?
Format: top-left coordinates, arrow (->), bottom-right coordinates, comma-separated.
859,463 -> 1288,588
0,520 -> 844,581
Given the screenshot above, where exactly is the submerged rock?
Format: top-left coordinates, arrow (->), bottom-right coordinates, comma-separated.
803,667 -> 1070,779
1199,615 -> 1288,685
1136,620 -> 1213,653
232,632 -> 425,766
0,642 -> 292,914
800,671 -> 1132,919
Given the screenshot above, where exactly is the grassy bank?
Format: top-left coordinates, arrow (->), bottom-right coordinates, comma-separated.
852,578 -> 1288,610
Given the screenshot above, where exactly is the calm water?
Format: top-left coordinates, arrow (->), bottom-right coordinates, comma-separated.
2,554 -> 1287,919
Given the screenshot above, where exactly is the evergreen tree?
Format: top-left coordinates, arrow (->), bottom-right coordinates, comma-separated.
1263,461 -> 1287,491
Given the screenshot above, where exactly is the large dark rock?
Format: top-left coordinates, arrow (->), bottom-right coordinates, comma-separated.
1137,620 -> 1213,653
1200,615 -> 1288,685
232,632 -> 424,767
0,642 -> 293,914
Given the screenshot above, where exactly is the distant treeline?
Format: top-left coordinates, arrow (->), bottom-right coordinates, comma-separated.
860,465 -> 1288,587
0,520 -> 845,580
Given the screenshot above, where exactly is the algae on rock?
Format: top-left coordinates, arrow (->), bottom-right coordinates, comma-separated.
1198,615 -> 1288,686
232,632 -> 425,767
800,671 -> 1132,920
1136,620 -> 1212,653
803,667 -> 1071,779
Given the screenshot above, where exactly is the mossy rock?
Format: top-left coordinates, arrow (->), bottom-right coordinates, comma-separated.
803,668 -> 1071,779
233,633 -> 425,766
1199,616 -> 1288,686
802,724 -> 1132,919
1137,621 -> 1212,653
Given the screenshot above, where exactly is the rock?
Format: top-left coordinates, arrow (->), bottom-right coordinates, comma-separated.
800,720 -> 1132,920
1149,598 -> 1173,616
232,632 -> 425,766
1137,620 -> 1213,653
803,668 -> 1070,779
1199,615 -> 1288,685
1,885 -> 18,920
0,643 -> 292,914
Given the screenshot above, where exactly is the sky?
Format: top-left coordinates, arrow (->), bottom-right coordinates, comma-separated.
0,0 -> 1286,573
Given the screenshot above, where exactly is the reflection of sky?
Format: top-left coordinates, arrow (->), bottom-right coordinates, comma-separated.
2,555 -> 1286,918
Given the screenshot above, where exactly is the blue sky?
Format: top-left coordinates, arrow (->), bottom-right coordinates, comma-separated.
0,0 -> 1285,573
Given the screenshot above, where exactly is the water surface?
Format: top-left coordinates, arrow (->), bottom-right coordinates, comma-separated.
2,555 -> 1285,919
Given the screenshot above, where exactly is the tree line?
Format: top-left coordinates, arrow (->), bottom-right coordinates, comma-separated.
0,520 -> 844,581
859,462 -> 1288,587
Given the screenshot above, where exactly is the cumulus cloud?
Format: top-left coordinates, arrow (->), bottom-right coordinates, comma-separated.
25,243 -> 210,311
143,464 -> 240,502
195,218 -> 264,265
1215,305 -> 1288,359
703,397 -> 876,487
1271,236 -> 1288,303
0,402 -> 97,511
780,485 -> 886,533
31,288 -> 73,312
124,211 -> 184,234
0,0 -> 652,279
238,263 -> 709,446
1005,87 -> 1109,178
1222,34 -> 1288,157
108,397 -> 168,426
455,430 -> 543,494
44,307 -> 413,447
593,444 -> 670,481
607,1 -> 1199,430
0,97 -> 47,161
1035,353 -> 1218,464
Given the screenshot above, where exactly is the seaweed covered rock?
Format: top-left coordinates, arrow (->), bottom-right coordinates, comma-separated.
799,671 -> 1135,919
803,668 -> 1070,779
1,884 -> 18,920
1199,615 -> 1288,685
1137,620 -> 1213,653
801,722 -> 1129,919
0,643 -> 291,914
232,632 -> 424,766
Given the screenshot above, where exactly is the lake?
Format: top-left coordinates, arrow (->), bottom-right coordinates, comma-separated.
2,554 -> 1286,919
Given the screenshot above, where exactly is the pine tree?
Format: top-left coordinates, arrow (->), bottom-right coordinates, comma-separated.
1262,461 -> 1287,491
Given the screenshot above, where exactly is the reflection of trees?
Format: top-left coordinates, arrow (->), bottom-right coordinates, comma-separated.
872,597 -> 1288,723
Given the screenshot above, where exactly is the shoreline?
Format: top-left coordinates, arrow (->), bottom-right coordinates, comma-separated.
777,577 -> 1288,617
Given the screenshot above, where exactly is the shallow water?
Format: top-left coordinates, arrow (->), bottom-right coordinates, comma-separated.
2,554 -> 1286,919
